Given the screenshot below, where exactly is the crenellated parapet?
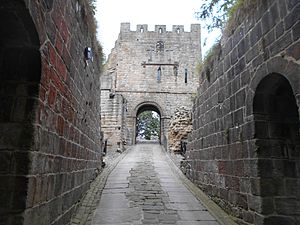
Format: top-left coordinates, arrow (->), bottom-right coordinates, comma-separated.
120,22 -> 200,35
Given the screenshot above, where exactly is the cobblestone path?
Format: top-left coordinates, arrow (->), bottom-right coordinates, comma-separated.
91,143 -> 220,225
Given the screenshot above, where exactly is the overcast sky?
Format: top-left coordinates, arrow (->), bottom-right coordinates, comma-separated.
95,0 -> 220,59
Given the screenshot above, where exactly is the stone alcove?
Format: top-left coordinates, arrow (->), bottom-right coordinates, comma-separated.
253,73 -> 300,224
0,1 -> 41,224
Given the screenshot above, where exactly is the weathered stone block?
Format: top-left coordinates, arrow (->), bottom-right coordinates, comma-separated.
230,47 -> 238,65
232,26 -> 244,47
12,176 -> 28,210
286,0 -> 300,11
285,4 -> 300,30
236,193 -> 248,209
245,42 -> 260,63
263,216 -> 296,225
286,40 -> 300,60
233,109 -> 244,126
240,178 -> 251,193
270,32 -> 293,56
261,3 -> 278,35
242,210 -> 255,224
292,21 -> 300,41
275,21 -> 284,39
250,22 -> 262,47
275,198 -> 300,215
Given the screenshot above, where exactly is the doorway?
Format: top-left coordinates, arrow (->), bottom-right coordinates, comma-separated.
253,73 -> 300,223
0,1 -> 41,223
135,104 -> 162,144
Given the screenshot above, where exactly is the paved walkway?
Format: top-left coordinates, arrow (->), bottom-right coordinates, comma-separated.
91,143 -> 220,225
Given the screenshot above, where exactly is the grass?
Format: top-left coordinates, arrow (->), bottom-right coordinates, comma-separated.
225,0 -> 258,35
196,40 -> 222,82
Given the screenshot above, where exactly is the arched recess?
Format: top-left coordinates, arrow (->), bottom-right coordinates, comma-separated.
133,102 -> 164,144
253,73 -> 300,223
245,57 -> 300,117
0,1 -> 41,224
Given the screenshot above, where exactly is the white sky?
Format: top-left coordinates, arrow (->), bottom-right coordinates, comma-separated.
95,0 -> 220,59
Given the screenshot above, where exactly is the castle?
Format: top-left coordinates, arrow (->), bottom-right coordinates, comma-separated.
101,23 -> 201,151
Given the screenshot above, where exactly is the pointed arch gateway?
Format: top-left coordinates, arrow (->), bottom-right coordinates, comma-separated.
133,102 -> 165,144
0,1 -> 41,223
253,73 -> 300,223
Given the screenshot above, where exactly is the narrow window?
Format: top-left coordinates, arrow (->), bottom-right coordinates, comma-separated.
184,69 -> 188,83
173,66 -> 178,76
176,28 -> 180,34
157,66 -> 161,82
140,27 -> 144,33
159,28 -> 162,34
156,41 -> 164,52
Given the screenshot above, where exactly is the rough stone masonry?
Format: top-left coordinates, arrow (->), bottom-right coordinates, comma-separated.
101,23 -> 201,152
0,1 -> 102,225
168,106 -> 192,153
187,0 -> 300,224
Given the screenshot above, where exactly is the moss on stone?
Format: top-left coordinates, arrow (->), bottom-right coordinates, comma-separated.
197,0 -> 258,78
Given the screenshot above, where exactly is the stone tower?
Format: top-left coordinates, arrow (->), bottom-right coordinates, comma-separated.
101,23 -> 201,151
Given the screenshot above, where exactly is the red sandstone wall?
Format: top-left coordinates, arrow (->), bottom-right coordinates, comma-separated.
27,1 -> 102,224
0,1 -> 102,225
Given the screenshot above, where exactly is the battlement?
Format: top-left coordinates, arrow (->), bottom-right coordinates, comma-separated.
120,22 -> 200,34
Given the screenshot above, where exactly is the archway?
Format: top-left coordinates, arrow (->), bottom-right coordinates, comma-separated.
0,1 -> 41,224
253,73 -> 300,223
134,103 -> 163,144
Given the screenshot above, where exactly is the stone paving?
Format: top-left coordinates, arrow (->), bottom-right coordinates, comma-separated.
91,143 -> 221,225
71,149 -> 127,225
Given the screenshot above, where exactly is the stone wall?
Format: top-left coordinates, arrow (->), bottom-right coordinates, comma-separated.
100,54 -> 129,152
0,1 -> 102,225
187,1 -> 300,224
101,23 -> 201,149
168,107 -> 192,153
100,84 -> 127,152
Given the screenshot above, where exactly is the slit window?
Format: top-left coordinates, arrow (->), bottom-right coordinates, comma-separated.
159,28 -> 162,34
157,66 -> 161,82
173,66 -> 178,76
184,69 -> 188,83
140,27 -> 144,33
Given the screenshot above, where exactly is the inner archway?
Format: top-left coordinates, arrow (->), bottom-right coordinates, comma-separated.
253,73 -> 300,223
134,103 -> 162,144
0,1 -> 41,223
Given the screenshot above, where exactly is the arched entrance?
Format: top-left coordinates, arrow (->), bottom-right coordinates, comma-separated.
253,73 -> 300,223
133,102 -> 163,144
0,1 -> 41,224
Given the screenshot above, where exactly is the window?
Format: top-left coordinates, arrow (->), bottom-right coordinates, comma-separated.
156,41 -> 164,52
184,69 -> 188,83
157,66 -> 161,82
173,66 -> 178,76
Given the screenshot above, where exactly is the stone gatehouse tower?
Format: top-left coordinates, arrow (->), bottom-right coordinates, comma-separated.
101,23 -> 201,151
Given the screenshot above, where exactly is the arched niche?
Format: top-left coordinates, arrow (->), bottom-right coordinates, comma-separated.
253,73 -> 300,224
0,1 -> 41,223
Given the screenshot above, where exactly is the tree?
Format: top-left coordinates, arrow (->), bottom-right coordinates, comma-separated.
136,111 -> 160,140
88,0 -> 97,15
195,0 -> 235,32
